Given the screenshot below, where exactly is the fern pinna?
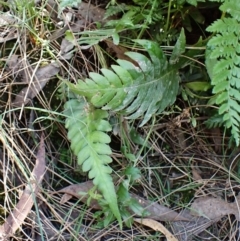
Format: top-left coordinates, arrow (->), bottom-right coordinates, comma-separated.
64,39 -> 181,223
206,0 -> 240,145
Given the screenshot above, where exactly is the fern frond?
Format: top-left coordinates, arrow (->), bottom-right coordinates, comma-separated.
67,40 -> 180,126
220,0 -> 240,21
206,1 -> 240,145
204,114 -> 224,128
64,98 -> 121,225
207,18 -> 239,34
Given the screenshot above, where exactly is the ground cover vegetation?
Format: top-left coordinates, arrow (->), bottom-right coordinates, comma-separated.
0,0 -> 240,240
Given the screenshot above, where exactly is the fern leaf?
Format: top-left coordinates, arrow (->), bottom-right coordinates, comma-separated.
67,40 -> 180,126
207,18 -> 239,34
220,0 -> 240,21
206,1 -> 240,145
64,98 -> 121,225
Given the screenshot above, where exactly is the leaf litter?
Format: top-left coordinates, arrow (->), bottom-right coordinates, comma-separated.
8,57 -> 60,107
191,195 -> 240,221
53,180 -> 189,222
0,134 -> 46,240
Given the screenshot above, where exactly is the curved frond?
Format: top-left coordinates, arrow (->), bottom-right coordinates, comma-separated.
64,98 -> 121,224
68,40 -> 180,126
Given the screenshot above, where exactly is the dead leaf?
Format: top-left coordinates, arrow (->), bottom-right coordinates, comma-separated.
53,181 -> 101,209
46,0 -> 58,20
54,181 -> 189,222
175,129 -> 187,150
0,134 -> 46,239
0,12 -> 17,43
171,194 -> 240,241
47,0 -> 113,26
60,193 -> 75,204
7,55 -> 27,81
12,62 -> 59,107
105,40 -> 139,66
0,28 -> 17,43
0,12 -> 16,26
209,127 -> 222,153
59,38 -> 75,60
171,209 -> 219,241
190,196 -> 240,220
130,193 -> 189,221
134,218 -> 179,241
77,2 -> 110,24
191,165 -> 202,181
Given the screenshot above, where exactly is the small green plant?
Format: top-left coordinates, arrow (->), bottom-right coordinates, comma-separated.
63,35 -> 185,225
205,0 -> 240,145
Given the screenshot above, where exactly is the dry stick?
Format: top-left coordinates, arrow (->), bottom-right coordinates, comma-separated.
0,134 -> 46,240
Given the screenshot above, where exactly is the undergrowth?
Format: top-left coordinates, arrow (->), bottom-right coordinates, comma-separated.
0,0 -> 240,239
63,36 -> 186,223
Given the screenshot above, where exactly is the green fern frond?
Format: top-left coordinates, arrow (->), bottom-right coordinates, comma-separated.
206,0 -> 240,145
207,18 -> 239,34
64,98 -> 121,225
220,0 -> 240,21
204,114 -> 224,128
67,40 -> 180,126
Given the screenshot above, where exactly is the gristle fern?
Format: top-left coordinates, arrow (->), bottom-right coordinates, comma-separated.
206,0 -> 240,145
67,39 -> 180,126
64,98 -> 121,225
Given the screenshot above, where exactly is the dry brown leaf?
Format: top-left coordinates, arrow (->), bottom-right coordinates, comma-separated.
130,193 -> 189,221
134,218 -> 179,241
47,0 -> 112,25
106,41 -> 132,61
0,134 -> 46,240
191,165 -> 202,181
0,29 -> 17,43
190,196 -> 240,220
7,55 -> 29,82
105,40 -> 139,66
171,209 -> 219,241
0,12 -> 17,43
12,62 -> 59,107
77,2 -> 110,24
59,38 -> 75,60
209,127 -> 222,153
0,12 -> 16,26
53,181 -> 102,209
60,193 -> 75,204
54,181 -> 189,222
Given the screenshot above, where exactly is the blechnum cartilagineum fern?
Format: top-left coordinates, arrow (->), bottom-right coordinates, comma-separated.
64,36 -> 184,225
206,0 -> 240,145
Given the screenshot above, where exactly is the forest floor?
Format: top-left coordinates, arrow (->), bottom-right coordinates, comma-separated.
0,0 -> 239,240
